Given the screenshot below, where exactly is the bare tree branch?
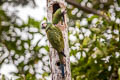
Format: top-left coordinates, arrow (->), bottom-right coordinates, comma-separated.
65,0 -> 110,21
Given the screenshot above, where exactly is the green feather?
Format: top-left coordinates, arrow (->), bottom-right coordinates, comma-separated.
46,23 -> 64,52
52,8 -> 63,24
45,23 -> 65,77
46,23 -> 64,61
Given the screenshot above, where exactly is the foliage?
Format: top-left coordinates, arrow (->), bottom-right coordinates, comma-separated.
0,0 -> 120,80
68,0 -> 120,80
0,0 -> 50,80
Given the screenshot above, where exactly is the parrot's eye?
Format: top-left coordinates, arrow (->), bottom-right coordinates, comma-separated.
42,23 -> 47,29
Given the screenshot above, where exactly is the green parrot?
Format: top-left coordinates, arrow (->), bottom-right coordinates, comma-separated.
52,8 -> 66,24
42,23 -> 65,78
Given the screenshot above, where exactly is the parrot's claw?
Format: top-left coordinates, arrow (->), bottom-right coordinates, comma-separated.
55,24 -> 65,31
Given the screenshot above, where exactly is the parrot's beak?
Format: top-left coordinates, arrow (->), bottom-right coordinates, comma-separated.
42,23 -> 47,29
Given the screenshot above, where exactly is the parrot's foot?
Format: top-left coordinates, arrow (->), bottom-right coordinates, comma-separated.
55,23 -> 65,31
63,59 -> 66,65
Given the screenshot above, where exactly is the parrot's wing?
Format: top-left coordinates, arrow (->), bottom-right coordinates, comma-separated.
55,26 -> 64,46
46,26 -> 64,52
52,8 -> 62,24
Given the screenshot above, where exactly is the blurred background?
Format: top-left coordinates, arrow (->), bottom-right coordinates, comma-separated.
0,0 -> 120,80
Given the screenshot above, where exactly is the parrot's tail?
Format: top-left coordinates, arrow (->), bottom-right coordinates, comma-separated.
60,64 -> 65,78
60,51 -> 66,57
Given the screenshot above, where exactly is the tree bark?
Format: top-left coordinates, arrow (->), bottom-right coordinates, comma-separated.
47,0 -> 71,80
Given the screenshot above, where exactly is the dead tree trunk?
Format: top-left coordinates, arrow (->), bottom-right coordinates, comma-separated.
47,0 -> 71,80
